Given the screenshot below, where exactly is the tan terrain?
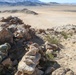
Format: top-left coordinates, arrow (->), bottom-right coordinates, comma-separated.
0,5 -> 76,29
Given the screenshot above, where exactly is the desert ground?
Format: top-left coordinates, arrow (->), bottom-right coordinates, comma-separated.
0,5 -> 76,29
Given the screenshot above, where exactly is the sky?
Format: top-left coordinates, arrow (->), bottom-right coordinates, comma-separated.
40,0 -> 76,3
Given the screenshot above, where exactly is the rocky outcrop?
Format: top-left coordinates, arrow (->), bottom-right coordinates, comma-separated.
15,43 -> 41,75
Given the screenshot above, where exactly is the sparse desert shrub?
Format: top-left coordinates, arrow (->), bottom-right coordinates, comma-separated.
46,53 -> 54,60
61,31 -> 68,39
45,35 -> 60,45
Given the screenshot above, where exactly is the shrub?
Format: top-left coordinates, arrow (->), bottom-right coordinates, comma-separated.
46,53 -> 54,60
61,31 -> 68,39
45,35 -> 60,45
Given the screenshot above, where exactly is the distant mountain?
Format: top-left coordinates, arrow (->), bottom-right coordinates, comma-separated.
0,0 -> 40,3
0,0 -> 47,6
49,2 -> 59,5
0,0 -> 60,6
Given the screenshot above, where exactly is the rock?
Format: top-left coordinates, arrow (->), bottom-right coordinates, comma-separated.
52,67 -> 66,75
45,67 -> 55,75
46,49 -> 53,55
0,16 -> 24,25
45,41 -> 53,49
16,68 -> 43,75
15,71 -> 23,75
0,43 -> 11,62
13,60 -> 18,66
0,43 -> 11,52
16,43 -> 41,75
14,25 -> 34,40
66,70 -> 74,75
37,29 -> 45,34
2,58 -> 12,66
45,41 -> 58,50
52,67 -> 74,75
8,24 -> 17,33
0,27 -> 13,44
23,24 -> 31,29
31,68 -> 44,75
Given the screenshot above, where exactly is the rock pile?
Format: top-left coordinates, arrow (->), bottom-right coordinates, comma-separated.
0,16 -> 75,75
0,16 -> 24,25
0,16 -> 36,75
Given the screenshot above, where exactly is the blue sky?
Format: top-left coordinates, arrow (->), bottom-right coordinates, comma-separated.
40,0 -> 76,3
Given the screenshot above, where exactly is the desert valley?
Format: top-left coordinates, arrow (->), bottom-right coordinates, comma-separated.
0,5 -> 76,29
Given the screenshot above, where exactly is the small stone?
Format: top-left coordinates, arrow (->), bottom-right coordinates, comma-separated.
52,67 -> 74,75
13,60 -> 18,66
46,49 -> 53,55
2,58 -> 12,66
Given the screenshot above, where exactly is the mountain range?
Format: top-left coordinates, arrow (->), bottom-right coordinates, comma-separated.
0,0 -> 60,6
0,0 -> 40,3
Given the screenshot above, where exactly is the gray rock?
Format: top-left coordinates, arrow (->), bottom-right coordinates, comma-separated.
66,70 -> 74,75
45,67 -> 55,75
14,25 -> 32,40
31,68 -> 44,75
52,67 -> 74,75
16,43 -> 41,75
0,43 -> 11,62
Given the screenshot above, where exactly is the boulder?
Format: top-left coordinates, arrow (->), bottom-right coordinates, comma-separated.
0,27 -> 13,44
31,68 -> 44,75
16,43 -> 41,75
2,58 -> 12,66
66,70 -> 74,75
52,67 -> 74,75
14,25 -> 35,40
8,24 -> 17,33
0,43 -> 11,62
45,67 -> 55,75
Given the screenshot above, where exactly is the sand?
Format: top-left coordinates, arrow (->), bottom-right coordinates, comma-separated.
0,5 -> 76,29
